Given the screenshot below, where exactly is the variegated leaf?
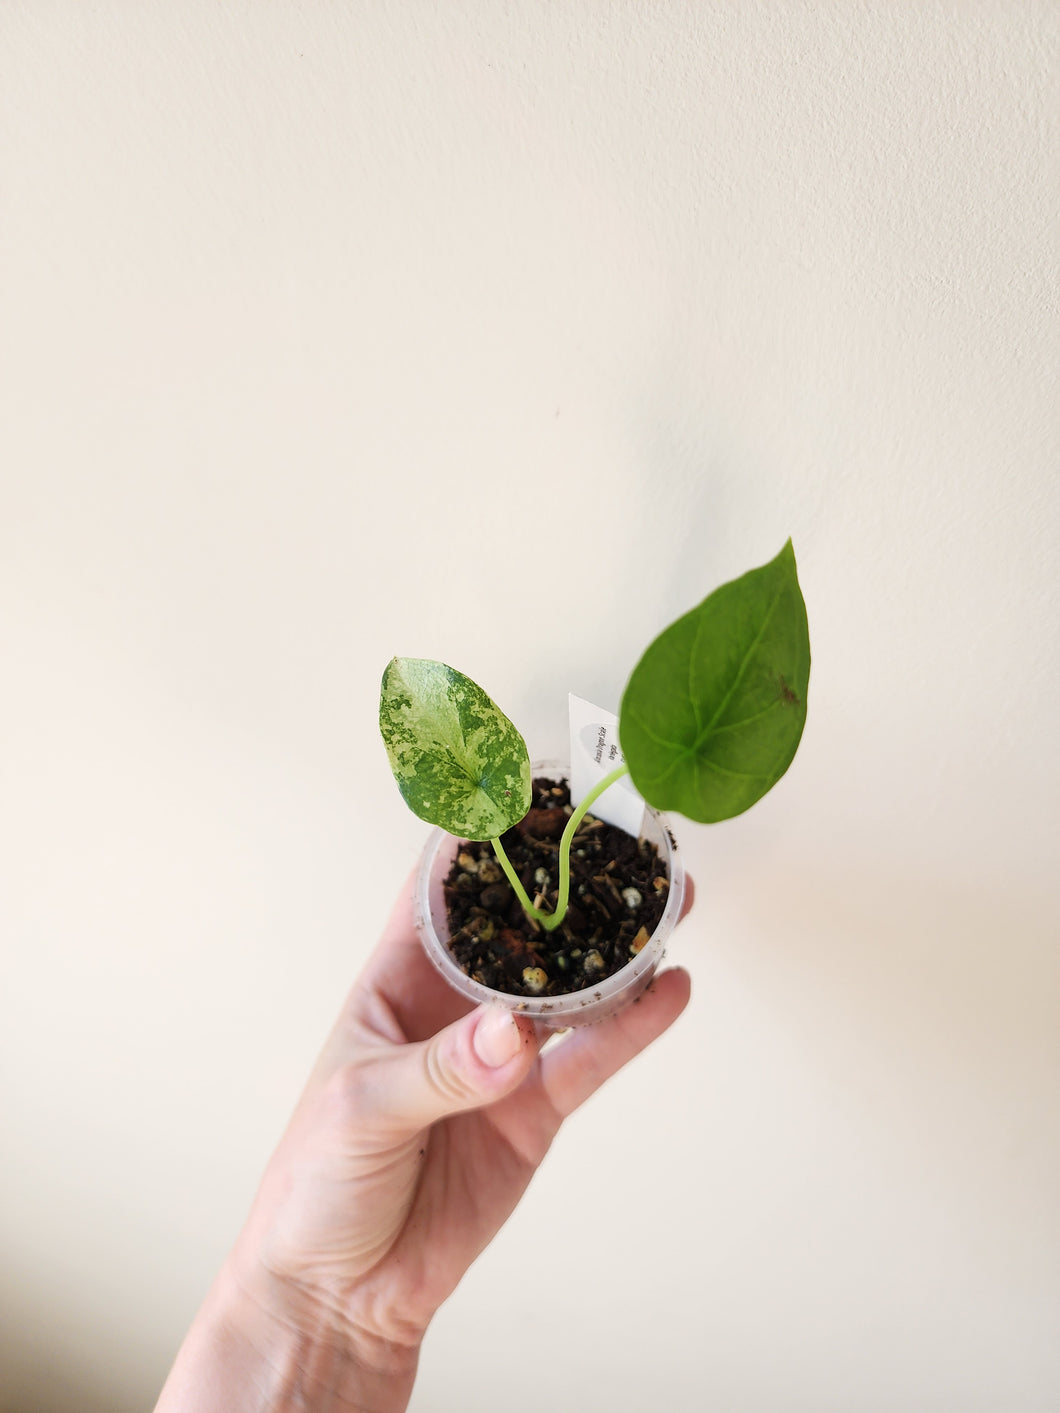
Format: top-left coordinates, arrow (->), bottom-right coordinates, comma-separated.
380,657 -> 531,840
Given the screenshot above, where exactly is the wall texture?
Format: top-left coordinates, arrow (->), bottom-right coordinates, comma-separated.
1,4 -> 1057,1410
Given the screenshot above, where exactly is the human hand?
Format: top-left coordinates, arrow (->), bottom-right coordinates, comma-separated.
156,871 -> 692,1412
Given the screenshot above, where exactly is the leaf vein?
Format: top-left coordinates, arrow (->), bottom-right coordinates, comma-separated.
707,700 -> 783,736
695,757 -> 774,782
623,704 -> 688,753
696,590 -> 782,747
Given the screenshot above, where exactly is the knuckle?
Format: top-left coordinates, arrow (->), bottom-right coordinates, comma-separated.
423,1036 -> 476,1107
321,1059 -> 372,1124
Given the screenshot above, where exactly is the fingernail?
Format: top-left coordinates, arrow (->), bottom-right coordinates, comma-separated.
473,1007 -> 522,1068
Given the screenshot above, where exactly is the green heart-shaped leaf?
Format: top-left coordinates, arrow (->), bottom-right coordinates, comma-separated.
379,657 -> 531,840
619,540 -> 810,823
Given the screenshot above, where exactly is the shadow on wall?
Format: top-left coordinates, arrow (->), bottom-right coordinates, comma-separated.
718,850 -> 1060,1235
0,1362 -> 142,1413
0,1300 -> 153,1413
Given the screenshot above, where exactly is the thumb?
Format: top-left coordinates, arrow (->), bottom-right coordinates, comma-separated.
373,1005 -> 540,1137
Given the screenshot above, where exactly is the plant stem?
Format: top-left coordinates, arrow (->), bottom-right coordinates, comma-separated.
490,835 -> 550,926
547,763 -> 630,930
489,762 -> 632,933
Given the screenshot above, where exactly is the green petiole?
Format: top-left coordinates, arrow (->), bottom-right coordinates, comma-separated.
489,763 -> 632,932
488,835 -> 546,925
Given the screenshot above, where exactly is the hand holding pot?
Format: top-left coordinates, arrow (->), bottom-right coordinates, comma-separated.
155,872 -> 693,1413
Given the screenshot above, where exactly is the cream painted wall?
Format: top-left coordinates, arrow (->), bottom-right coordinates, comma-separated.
1,4 -> 1057,1410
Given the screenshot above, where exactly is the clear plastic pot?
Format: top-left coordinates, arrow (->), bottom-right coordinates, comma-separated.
413,761 -> 685,1029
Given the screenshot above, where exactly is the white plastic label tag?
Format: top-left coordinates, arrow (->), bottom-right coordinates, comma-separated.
568,693 -> 646,837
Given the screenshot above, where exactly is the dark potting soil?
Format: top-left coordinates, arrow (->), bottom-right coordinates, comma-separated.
442,776 -> 670,999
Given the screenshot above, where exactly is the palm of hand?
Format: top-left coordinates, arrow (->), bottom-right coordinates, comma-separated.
237,876 -> 691,1353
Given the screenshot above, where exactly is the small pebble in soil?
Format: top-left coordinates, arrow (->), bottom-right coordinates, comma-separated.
524,807 -> 568,840
479,883 -> 512,912
622,887 -> 642,910
522,967 -> 548,994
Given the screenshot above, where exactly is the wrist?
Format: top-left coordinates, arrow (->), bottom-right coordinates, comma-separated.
156,1258 -> 421,1413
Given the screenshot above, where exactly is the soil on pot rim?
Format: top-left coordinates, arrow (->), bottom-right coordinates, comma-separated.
442,776 -> 669,999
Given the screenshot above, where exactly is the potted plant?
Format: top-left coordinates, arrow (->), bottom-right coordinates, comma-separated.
380,540 -> 810,1026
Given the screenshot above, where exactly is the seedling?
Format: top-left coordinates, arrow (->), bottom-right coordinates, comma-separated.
380,540 -> 810,933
